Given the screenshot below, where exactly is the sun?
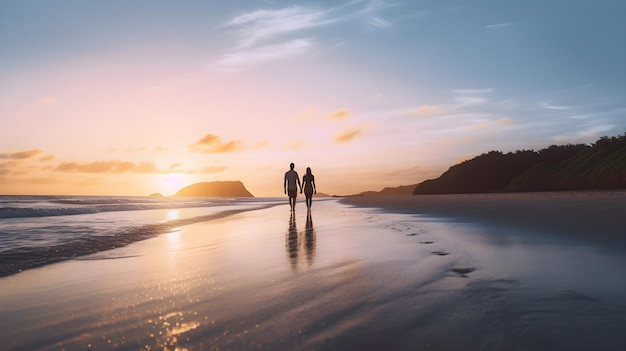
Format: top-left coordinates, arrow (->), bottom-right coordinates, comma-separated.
160,173 -> 188,196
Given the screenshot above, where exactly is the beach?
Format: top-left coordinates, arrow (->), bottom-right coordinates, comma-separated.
1,193 -> 626,350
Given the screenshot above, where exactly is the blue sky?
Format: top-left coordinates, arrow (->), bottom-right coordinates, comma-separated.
1,0 -> 625,196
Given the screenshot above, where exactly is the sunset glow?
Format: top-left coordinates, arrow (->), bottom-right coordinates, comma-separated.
1,1 -> 624,196
159,174 -> 189,197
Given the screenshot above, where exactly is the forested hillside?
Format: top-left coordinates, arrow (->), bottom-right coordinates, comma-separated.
414,133 -> 626,194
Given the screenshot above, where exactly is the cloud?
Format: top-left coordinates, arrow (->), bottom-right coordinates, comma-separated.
218,39 -> 313,71
168,163 -> 183,172
453,88 -> 494,94
0,161 -> 17,176
455,96 -> 488,105
225,6 -> 333,48
412,105 -> 441,116
453,88 -> 493,105
218,2 -> 400,70
540,101 -> 571,110
201,166 -> 228,174
286,141 -> 305,150
329,109 -> 351,120
189,134 -> 244,153
368,16 -> 391,28
55,160 -> 163,174
485,22 -> 513,29
0,149 -> 44,160
335,127 -> 363,143
134,162 -> 162,173
38,154 -> 56,162
253,141 -> 270,150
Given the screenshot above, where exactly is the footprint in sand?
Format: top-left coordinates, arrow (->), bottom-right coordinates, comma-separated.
420,241 -> 434,244
406,233 -> 419,236
432,251 -> 449,256
451,268 -> 476,277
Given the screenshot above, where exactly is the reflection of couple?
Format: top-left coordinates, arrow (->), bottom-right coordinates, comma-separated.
286,209 -> 316,269
283,162 -> 316,211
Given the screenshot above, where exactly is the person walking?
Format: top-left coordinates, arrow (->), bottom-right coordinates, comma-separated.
301,167 -> 316,208
284,162 -> 301,211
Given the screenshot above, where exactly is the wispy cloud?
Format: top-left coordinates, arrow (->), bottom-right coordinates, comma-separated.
218,39 -> 313,71
218,1 -> 398,70
0,149 -> 43,160
188,134 -> 244,154
485,22 -> 513,29
411,105 -> 441,116
167,163 -> 183,172
368,16 -> 391,28
38,154 -> 55,162
453,88 -> 493,105
286,141 -> 305,150
455,96 -> 488,105
453,88 -> 494,94
335,127 -> 364,143
55,160 -> 163,174
253,141 -> 270,150
540,101 -> 571,110
225,6 -> 333,48
329,109 -> 351,120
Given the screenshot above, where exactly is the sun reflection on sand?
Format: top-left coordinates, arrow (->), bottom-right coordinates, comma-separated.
166,230 -> 182,250
147,311 -> 199,350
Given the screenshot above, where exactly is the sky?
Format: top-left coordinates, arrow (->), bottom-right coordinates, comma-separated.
1,0 -> 625,197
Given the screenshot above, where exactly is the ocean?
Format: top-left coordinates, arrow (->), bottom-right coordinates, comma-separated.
0,195 -> 284,277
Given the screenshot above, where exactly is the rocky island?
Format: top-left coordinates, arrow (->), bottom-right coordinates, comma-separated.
174,181 -> 254,197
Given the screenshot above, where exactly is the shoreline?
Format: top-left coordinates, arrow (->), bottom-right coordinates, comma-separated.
2,197 -> 626,350
0,202 -> 284,278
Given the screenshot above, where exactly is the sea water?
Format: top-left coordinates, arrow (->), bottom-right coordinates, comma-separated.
0,195 -> 283,277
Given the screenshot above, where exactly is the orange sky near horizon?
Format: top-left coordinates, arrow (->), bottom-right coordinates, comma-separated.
2,1 -> 625,197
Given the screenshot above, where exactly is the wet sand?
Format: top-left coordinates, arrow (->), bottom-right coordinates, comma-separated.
342,191 -> 626,248
2,195 -> 626,350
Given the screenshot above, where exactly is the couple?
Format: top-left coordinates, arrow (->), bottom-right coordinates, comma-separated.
283,162 -> 316,211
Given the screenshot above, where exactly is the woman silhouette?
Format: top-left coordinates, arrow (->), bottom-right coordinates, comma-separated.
301,167 -> 317,208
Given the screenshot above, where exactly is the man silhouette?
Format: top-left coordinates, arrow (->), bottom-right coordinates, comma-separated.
284,162 -> 302,211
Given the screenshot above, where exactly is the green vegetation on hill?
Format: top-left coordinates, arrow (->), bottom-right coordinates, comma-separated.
414,133 -> 626,194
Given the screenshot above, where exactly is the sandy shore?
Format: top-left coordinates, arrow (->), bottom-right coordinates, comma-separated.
342,191 -> 626,248
1,195 -> 626,350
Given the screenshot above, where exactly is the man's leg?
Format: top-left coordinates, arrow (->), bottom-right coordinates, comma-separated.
289,192 -> 295,210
